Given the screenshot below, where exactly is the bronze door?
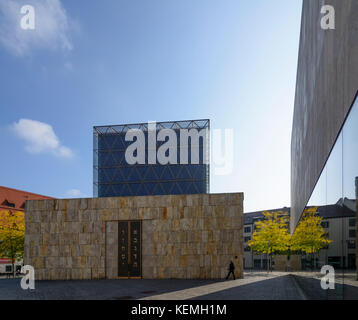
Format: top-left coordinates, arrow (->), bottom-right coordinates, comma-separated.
118,221 -> 141,278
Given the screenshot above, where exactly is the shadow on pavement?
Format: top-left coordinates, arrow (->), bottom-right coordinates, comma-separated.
292,275 -> 358,300
0,278 -> 223,300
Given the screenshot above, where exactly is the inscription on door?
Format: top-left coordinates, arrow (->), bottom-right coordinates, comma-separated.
118,221 -> 141,278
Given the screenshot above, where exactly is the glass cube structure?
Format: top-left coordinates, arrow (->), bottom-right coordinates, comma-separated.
93,119 -> 210,197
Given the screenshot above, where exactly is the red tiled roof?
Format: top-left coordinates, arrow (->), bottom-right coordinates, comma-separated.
0,186 -> 55,212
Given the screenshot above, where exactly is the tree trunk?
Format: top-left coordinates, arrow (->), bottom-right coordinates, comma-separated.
270,251 -> 273,272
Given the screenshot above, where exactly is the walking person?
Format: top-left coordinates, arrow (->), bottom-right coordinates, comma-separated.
226,261 -> 236,280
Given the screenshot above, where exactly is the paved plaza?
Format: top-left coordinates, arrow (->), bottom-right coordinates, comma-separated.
1,271 -> 358,300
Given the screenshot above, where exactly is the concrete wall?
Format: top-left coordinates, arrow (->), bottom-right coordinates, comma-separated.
24,193 -> 244,280
291,0 -> 358,233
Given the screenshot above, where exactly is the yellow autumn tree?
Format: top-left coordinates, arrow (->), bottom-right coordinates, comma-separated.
0,210 -> 25,276
248,211 -> 291,272
291,207 -> 331,268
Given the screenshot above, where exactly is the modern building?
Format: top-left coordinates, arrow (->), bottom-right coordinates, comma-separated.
291,0 -> 358,279
93,119 -> 210,198
24,119 -> 244,280
244,201 -> 356,270
24,193 -> 244,280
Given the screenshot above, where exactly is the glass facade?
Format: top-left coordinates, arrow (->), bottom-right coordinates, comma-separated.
93,119 -> 210,197
293,94 -> 358,299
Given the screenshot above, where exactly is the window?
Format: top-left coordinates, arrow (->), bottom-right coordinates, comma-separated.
349,218 -> 356,227
321,221 -> 329,228
1,200 -> 15,208
244,227 -> 251,233
349,229 -> 356,238
244,236 -> 251,242
348,240 -> 356,249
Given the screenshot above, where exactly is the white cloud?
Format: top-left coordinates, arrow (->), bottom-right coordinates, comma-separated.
65,189 -> 85,198
11,118 -> 73,158
0,0 -> 75,56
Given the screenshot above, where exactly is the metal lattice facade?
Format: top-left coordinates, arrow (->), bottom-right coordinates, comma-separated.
93,119 -> 210,197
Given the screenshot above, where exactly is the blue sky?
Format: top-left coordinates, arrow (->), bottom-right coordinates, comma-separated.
0,0 -> 302,212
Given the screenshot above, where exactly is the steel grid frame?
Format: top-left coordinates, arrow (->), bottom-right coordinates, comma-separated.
93,119 -> 210,197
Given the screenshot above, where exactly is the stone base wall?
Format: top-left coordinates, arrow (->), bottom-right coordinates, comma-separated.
25,193 -> 244,280
274,255 -> 301,272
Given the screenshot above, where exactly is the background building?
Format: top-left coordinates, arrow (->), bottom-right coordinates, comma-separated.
291,0 -> 358,233
244,201 -> 356,270
0,186 -> 54,213
291,0 -> 358,280
93,119 -> 210,197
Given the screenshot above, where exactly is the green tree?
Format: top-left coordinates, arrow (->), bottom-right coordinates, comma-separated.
291,207 -> 331,269
248,211 -> 290,272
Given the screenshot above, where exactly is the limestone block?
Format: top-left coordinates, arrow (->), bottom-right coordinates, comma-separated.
67,208 -> 79,222
33,257 -> 45,269
83,222 -> 95,233
67,199 -> 80,211
116,197 -> 129,208
63,222 -> 72,233
78,233 -> 90,245
79,210 -> 92,221
56,211 -> 66,223
49,234 -> 59,246
142,266 -> 154,279
134,196 -> 147,208
100,244 -> 105,257
90,232 -> 105,245
177,267 -> 187,279
69,233 -> 79,245
98,268 -> 105,279
138,207 -> 151,220
71,269 -> 81,280
29,222 -> 41,234
26,200 -> 34,211
29,245 -> 39,258
79,244 -> 91,256
40,223 -> 50,234
187,266 -> 200,279
71,245 -> 80,257
88,256 -> 100,268
45,257 -> 56,268
143,242 -> 154,255
179,206 -> 184,219
183,207 -> 193,219
107,197 -> 116,209
59,245 -> 70,257
90,245 -> 101,257
210,267 -> 221,279
31,211 -> 41,223
91,268 -> 99,279
59,199 -> 68,211
33,200 -> 43,211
